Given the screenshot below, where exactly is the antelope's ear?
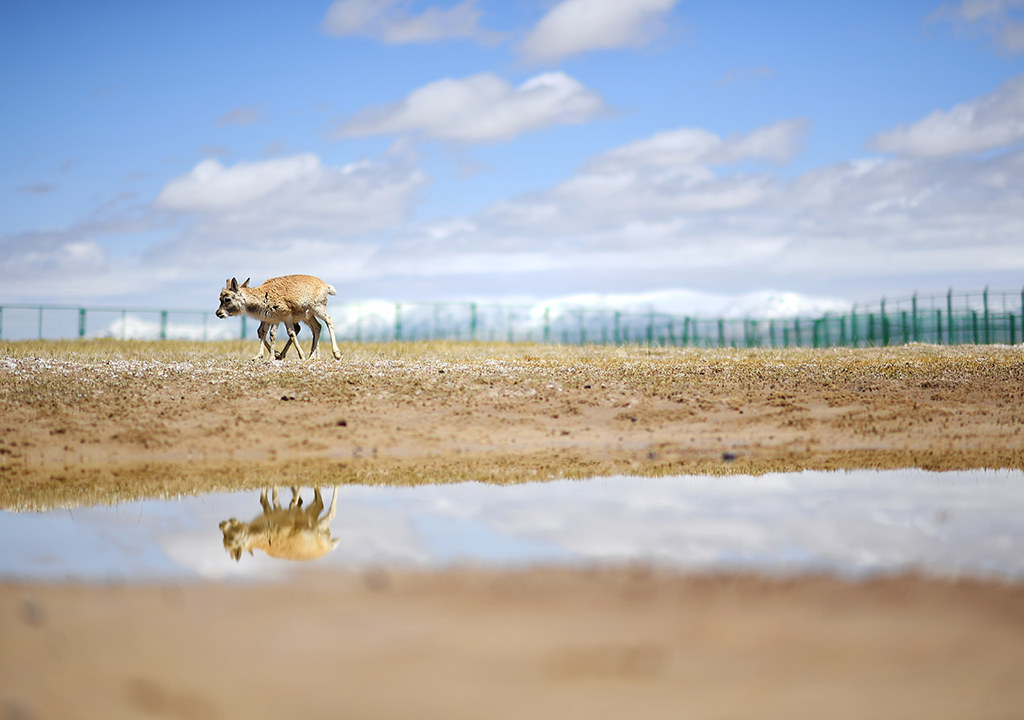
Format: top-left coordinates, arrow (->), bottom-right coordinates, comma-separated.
225,278 -> 231,288
230,277 -> 239,292
242,278 -> 250,288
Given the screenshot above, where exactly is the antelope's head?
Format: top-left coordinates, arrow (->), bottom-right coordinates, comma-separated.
219,518 -> 249,562
216,277 -> 250,319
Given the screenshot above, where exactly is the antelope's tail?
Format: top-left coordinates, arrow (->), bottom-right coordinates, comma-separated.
327,284 -> 337,296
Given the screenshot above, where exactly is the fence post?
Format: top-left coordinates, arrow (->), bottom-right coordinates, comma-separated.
579,310 -> 586,346
851,307 -> 858,347
717,318 -> 725,348
794,319 -> 802,347
936,310 -> 942,345
881,299 -> 889,346
240,314 -> 246,340
947,288 -> 954,345
79,308 -> 87,338
840,315 -> 846,347
544,307 -> 551,344
395,303 -> 402,341
912,293 -> 919,342
647,312 -> 654,346
983,286 -> 990,344
470,303 -> 477,341
160,310 -> 168,340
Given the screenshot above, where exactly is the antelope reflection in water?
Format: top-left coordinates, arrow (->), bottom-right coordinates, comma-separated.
219,486 -> 340,561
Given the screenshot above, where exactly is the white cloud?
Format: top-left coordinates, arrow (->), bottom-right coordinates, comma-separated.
0,231 -> 108,275
154,153 -> 428,236
334,72 -> 608,143
520,0 -> 680,63
357,112 -> 1024,291
584,119 -> 810,173
869,72 -> 1024,156
12,98 -> 1024,308
470,120 -> 807,231
321,0 -> 499,44
931,0 -> 1024,52
217,104 -> 263,127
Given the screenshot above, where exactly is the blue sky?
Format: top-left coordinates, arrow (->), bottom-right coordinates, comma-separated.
2,0 -> 1024,310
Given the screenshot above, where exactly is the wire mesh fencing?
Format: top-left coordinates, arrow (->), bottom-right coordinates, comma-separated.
1,287 -> 1021,348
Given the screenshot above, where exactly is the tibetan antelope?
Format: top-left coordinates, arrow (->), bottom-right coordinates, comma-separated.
215,275 -> 342,361
219,486 -> 340,561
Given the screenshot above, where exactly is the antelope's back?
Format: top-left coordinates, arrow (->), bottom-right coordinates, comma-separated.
261,274 -> 334,307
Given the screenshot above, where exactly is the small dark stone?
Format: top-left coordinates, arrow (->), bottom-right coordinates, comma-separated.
722,452 -> 737,462
21,596 -> 45,627
4,699 -> 36,720
280,396 -> 289,401
337,420 -> 348,427
584,384 -> 591,389
438,369 -> 445,374
364,569 -> 390,591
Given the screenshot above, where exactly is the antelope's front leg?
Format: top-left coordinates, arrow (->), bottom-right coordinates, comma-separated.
254,321 -> 278,361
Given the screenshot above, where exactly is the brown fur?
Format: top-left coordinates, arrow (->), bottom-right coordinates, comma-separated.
219,486 -> 340,561
216,275 -> 343,361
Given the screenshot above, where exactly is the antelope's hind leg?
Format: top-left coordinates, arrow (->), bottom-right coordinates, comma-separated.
316,306 -> 343,360
276,323 -> 301,360
284,322 -> 306,361
307,316 -> 323,359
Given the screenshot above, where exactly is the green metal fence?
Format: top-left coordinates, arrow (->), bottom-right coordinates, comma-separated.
1,288 -> 1022,347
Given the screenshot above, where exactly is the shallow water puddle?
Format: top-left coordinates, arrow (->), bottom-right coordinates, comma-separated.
2,469 -> 1023,582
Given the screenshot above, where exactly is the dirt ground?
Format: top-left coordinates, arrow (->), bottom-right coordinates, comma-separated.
1,340 -> 1022,509
2,340 -> 1023,718
3,569 -> 1024,720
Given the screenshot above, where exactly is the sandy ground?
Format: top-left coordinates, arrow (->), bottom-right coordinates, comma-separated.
3,569 -> 1024,720
2,340 -> 1023,717
1,341 -> 1022,508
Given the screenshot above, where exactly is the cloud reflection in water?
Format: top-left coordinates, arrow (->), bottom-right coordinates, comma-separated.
0,470 -> 1021,582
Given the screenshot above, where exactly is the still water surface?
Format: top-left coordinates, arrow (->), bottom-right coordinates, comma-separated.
1,469 -> 1022,582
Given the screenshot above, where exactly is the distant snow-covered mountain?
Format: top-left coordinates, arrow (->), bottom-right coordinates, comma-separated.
523,288 -> 852,319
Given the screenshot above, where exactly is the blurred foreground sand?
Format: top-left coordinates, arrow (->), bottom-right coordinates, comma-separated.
3,569 -> 1024,720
